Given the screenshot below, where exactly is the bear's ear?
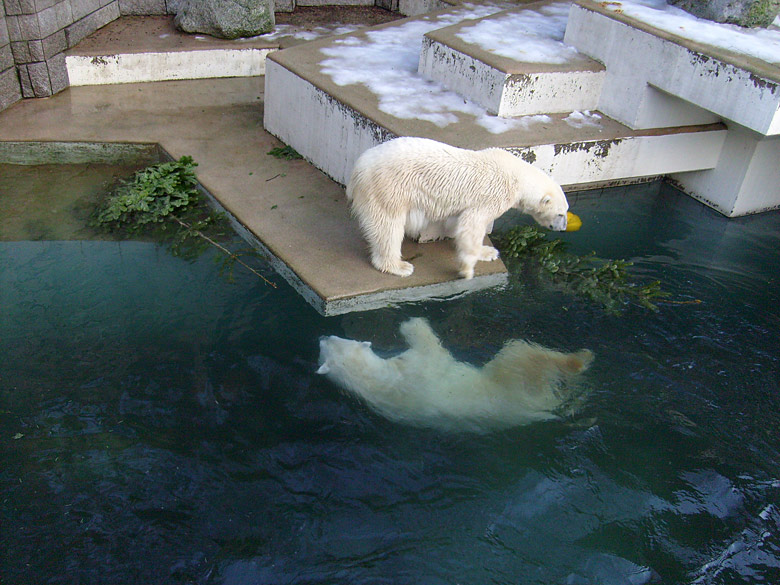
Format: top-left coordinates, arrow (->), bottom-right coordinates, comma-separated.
316,363 -> 331,375
541,194 -> 552,206
362,341 -> 372,348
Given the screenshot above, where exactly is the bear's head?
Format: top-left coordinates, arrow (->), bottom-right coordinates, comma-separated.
316,335 -> 390,384
511,162 -> 569,231
526,180 -> 569,232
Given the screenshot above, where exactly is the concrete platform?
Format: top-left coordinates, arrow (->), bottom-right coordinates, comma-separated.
565,0 -> 780,216
419,2 -> 605,116
264,4 -> 727,188
65,16 -> 276,84
0,78 -> 506,316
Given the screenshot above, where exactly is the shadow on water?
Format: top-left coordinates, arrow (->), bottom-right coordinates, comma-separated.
1,167 -> 779,584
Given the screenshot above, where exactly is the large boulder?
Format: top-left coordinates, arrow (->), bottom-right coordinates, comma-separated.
174,0 -> 275,39
668,0 -> 780,28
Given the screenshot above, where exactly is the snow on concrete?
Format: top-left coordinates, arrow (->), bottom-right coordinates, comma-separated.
564,110 -> 602,128
318,4 -> 553,133
608,0 -> 780,65
255,24 -> 363,42
454,1 -> 581,64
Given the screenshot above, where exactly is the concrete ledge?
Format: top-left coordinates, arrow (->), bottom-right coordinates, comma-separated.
419,3 -> 605,117
264,9 -> 728,188
67,48 -> 271,84
566,0 -> 780,136
0,140 -> 161,164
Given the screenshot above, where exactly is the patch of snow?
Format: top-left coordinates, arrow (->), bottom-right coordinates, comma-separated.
253,24 -> 362,42
319,4 -> 549,133
455,1 -> 581,64
610,0 -> 780,65
564,110 -> 602,129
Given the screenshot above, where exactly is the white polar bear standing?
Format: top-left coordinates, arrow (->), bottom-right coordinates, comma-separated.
316,318 -> 593,433
346,137 -> 570,279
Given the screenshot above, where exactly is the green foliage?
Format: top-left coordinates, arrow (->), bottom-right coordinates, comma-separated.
267,145 -> 303,160
93,156 -> 275,287
93,156 -> 200,232
494,225 -> 669,313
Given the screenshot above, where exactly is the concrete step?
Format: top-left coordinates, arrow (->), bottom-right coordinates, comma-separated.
419,1 -> 605,117
263,4 -> 726,189
65,16 -> 277,85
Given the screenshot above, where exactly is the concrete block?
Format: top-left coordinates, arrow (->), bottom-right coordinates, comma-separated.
38,1 -> 74,38
41,29 -> 67,59
672,126 -> 780,216
0,45 -> 14,71
34,0 -> 62,12
67,47 -> 270,85
71,0 -> 104,21
118,0 -> 167,15
28,39 -> 45,61
4,0 -> 25,16
17,64 -> 33,96
5,16 -> 23,42
274,0 -> 296,13
26,59 -> 52,95
565,2 -> 780,136
20,0 -> 39,14
65,2 -> 119,47
0,16 -> 9,46
419,33 -> 605,117
48,51 -> 67,92
0,66 -> 22,111
11,41 -> 31,62
16,14 -> 41,40
264,56 -> 395,186
398,0 -> 449,17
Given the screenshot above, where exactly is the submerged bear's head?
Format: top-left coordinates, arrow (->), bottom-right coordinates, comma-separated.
317,335 -> 377,378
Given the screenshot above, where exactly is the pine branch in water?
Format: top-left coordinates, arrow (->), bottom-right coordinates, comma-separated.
494,225 -> 670,313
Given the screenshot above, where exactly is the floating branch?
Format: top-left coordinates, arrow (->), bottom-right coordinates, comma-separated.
93,156 -> 276,287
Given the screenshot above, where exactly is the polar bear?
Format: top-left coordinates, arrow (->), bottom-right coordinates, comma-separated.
346,137 -> 570,279
316,318 -> 593,433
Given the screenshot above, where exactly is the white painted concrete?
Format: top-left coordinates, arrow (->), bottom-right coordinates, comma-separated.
511,127 -> 727,187
398,0 -> 451,17
564,3 -> 780,136
263,57 -> 395,185
672,127 -> 780,216
66,49 -> 271,85
418,35 -> 604,116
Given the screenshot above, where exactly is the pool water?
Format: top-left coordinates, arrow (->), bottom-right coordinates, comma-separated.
1,178 -> 779,584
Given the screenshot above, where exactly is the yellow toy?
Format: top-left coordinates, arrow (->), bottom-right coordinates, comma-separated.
566,211 -> 582,232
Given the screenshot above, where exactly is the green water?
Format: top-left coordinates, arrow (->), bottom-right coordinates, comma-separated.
1,172 -> 779,584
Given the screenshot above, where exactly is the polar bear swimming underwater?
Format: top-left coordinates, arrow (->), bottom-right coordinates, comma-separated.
346,137 -> 570,279
316,318 -> 594,433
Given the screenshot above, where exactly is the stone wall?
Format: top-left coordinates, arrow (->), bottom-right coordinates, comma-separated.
3,0 -> 119,98
0,0 -> 403,112
1,10 -> 22,109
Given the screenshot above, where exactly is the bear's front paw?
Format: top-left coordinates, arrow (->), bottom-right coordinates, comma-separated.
478,246 -> 499,262
387,261 -> 414,277
459,266 -> 475,280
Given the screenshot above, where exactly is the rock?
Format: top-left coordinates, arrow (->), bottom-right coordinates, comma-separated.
668,0 -> 780,28
174,0 -> 275,39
